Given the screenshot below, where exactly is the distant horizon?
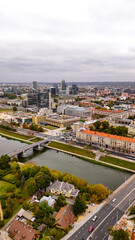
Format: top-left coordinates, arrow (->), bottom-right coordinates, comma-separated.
0,81 -> 135,85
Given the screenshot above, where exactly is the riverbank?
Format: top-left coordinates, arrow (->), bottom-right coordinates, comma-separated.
47,141 -> 135,173
0,128 -> 43,144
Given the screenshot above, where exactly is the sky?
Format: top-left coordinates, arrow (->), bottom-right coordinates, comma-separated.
0,0 -> 135,83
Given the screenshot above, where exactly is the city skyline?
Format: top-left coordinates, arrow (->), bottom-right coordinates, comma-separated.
0,0 -> 135,82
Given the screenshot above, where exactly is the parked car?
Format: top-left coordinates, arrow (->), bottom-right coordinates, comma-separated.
112,198 -> 116,203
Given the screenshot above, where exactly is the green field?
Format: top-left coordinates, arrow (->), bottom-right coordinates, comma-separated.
3,174 -> 16,184
0,128 -> 32,140
48,141 -> 95,159
31,137 -> 44,142
0,109 -> 13,113
0,180 -> 15,195
100,155 -> 135,171
45,125 -> 58,130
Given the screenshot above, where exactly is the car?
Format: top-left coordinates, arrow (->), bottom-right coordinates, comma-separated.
92,215 -> 97,222
112,198 -> 116,203
90,202 -> 95,206
89,226 -> 94,232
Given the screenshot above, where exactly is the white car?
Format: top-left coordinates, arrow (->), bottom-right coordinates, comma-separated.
112,198 -> 116,203
92,215 -> 97,222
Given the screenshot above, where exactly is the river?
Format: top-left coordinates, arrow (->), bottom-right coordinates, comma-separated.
0,135 -> 132,190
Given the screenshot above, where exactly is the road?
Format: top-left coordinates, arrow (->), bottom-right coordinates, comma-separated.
67,176 -> 135,240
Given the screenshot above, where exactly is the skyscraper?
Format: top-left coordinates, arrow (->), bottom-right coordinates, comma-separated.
61,80 -> 66,90
33,81 -> 38,90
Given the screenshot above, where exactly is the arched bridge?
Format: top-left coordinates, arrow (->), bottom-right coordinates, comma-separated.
7,139 -> 49,158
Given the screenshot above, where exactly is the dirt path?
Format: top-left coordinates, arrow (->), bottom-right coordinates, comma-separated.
0,201 -> 3,221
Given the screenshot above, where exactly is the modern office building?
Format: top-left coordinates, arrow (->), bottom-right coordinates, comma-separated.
61,80 -> 66,90
50,87 -> 56,95
32,113 -> 80,128
57,105 -> 92,118
33,81 -> 38,90
28,88 -> 50,109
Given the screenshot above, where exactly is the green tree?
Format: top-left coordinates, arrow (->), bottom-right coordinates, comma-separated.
10,161 -> 20,173
73,195 -> 86,216
0,155 -> 10,170
112,229 -> 129,240
54,194 -> 67,212
25,178 -> 37,196
13,106 -> 17,111
101,121 -> 109,130
129,205 -> 135,215
93,121 -> 101,130
35,173 -> 51,189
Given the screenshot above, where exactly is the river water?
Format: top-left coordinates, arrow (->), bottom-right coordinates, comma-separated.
0,136 -> 132,190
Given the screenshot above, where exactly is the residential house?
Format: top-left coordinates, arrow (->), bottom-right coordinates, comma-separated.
55,204 -> 74,230
46,180 -> 79,198
8,220 -> 39,240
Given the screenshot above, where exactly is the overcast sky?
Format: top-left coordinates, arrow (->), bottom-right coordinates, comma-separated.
0,0 -> 135,83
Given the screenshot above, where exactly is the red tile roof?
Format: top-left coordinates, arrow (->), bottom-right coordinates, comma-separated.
88,108 -> 124,113
82,130 -> 135,143
8,220 -> 39,240
55,204 -> 74,230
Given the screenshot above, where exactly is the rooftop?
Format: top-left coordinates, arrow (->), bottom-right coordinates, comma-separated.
81,129 -> 135,143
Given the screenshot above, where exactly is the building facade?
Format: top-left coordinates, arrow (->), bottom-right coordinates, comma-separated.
76,129 -> 135,155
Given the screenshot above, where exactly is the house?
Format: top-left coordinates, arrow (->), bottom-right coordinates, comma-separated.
40,195 -> 55,207
8,220 -> 39,240
46,180 -> 79,198
55,204 -> 74,230
17,208 -> 35,222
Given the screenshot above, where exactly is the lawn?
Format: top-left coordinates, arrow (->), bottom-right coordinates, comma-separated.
48,141 -> 95,159
0,109 -> 13,112
45,125 -> 58,130
0,128 -> 32,140
31,137 -> 44,142
3,174 -> 16,184
0,180 -> 15,195
100,155 -> 135,171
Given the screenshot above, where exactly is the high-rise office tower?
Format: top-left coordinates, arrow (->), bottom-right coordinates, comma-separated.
33,81 -> 38,90
61,80 -> 66,90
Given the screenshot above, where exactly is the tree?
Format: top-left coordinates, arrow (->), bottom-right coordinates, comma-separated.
93,121 -> 101,130
101,121 -> 109,130
25,178 -> 37,196
13,106 -> 17,112
129,205 -> 135,215
22,123 -> 29,129
73,195 -> 86,216
66,126 -> 72,131
112,229 -> 129,240
35,173 -> 51,189
54,195 -> 67,212
10,161 -> 20,173
0,155 -> 10,170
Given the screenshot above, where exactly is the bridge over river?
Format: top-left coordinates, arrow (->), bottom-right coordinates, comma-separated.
7,138 -> 49,158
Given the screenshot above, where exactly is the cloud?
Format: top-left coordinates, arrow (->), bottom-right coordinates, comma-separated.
0,0 -> 135,82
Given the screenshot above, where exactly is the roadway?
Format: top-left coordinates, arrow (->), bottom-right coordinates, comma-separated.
67,176 -> 135,240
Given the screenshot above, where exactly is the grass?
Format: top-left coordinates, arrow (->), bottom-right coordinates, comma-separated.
0,109 -> 13,112
31,137 -> 44,142
3,174 -> 16,184
0,180 -> 15,195
0,128 -> 32,140
100,155 -> 135,171
45,125 -> 58,130
48,141 -> 95,159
